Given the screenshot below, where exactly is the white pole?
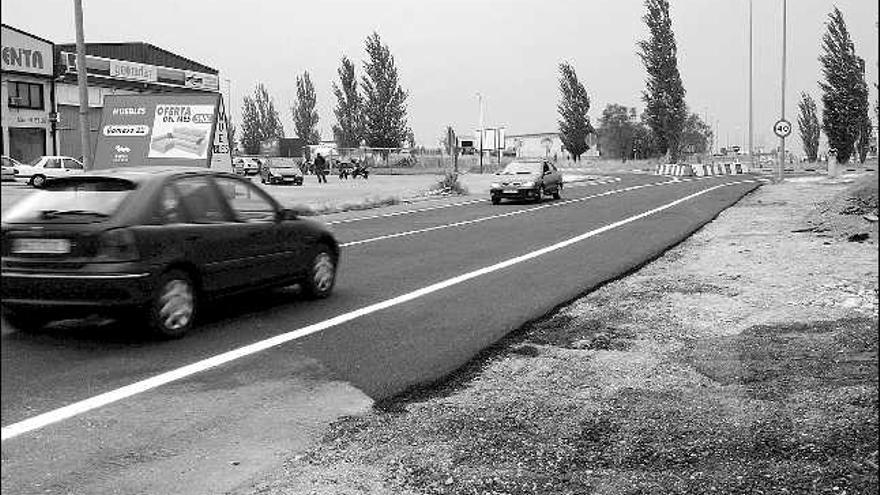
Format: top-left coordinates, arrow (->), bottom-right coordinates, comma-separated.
477,92 -> 484,173
749,0 -> 755,170
778,0 -> 786,182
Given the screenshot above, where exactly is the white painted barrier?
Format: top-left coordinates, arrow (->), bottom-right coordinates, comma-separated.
654,161 -> 750,177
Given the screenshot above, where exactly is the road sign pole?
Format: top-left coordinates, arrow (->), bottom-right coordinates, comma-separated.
777,0 -> 787,183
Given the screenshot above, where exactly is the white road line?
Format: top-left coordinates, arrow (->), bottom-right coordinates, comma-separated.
0,179 -> 756,442
323,176 -> 621,226
340,178 -> 680,248
326,198 -> 487,225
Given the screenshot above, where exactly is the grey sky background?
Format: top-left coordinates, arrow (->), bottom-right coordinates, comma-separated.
3,0 -> 878,152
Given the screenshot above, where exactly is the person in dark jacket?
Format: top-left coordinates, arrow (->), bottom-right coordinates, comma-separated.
314,153 -> 327,183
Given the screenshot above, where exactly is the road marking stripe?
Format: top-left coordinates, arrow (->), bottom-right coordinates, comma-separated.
0,179 -> 755,442
323,176 -> 621,225
340,178 -> 679,247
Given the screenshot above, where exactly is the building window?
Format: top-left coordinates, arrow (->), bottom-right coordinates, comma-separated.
8,82 -> 45,110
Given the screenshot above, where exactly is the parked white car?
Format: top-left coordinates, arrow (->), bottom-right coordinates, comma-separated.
14,156 -> 85,187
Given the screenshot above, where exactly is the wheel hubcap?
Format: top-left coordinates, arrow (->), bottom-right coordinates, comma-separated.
159,279 -> 194,330
312,253 -> 335,292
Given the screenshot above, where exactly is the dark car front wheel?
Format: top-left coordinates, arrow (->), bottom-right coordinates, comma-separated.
491,195 -> 501,205
147,270 -> 197,339
301,245 -> 337,299
553,184 -> 562,200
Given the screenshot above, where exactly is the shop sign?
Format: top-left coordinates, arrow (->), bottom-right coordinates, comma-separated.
184,71 -> 220,91
109,59 -> 157,83
1,26 -> 53,76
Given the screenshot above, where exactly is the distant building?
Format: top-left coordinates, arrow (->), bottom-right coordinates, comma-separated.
1,24 -> 56,162
53,41 -> 220,159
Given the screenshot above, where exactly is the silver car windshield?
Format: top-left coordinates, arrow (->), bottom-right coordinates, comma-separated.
499,162 -> 542,175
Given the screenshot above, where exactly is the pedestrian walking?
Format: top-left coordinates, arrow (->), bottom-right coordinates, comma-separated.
314,153 -> 328,184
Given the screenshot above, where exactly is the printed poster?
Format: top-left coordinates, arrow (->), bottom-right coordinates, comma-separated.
148,104 -> 215,159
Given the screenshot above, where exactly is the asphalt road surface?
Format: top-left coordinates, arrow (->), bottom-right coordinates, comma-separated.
1,173 -> 761,495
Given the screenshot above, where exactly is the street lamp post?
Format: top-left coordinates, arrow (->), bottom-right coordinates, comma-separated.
477,92 -> 484,174
749,0 -> 755,171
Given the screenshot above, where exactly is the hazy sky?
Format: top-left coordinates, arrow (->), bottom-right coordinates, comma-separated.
3,0 -> 878,151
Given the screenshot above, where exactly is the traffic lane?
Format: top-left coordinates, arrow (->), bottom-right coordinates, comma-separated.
299,180 -> 761,398
0,348 -> 372,495
323,174 -> 661,242
0,176 -> 743,425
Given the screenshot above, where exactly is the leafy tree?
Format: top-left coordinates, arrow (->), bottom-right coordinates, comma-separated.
361,32 -> 409,149
240,96 -> 261,154
680,112 -> 713,155
797,92 -> 821,162
598,104 -> 638,161
292,71 -> 320,145
332,56 -> 363,148
819,7 -> 868,165
557,62 -> 594,161
240,83 -> 284,154
637,0 -> 687,162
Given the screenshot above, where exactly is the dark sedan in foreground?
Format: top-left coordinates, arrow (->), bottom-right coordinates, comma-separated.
489,159 -> 563,204
1,167 -> 339,338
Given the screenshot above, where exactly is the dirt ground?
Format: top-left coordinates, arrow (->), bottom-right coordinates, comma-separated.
239,173 -> 878,495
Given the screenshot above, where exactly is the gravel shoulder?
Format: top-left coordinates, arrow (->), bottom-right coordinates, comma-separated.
239,172 -> 877,494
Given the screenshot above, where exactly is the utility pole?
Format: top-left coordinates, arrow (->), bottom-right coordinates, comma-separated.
777,0 -> 787,182
749,0 -> 755,170
477,92 -> 484,174
73,0 -> 91,169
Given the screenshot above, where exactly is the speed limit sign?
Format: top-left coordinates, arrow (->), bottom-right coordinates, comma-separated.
774,119 -> 792,138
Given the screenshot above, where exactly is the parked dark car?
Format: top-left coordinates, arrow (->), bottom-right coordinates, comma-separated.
259,161 -> 304,185
489,160 -> 562,204
1,167 -> 339,338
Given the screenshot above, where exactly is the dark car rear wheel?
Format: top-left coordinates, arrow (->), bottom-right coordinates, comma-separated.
552,184 -> 562,200
147,270 -> 197,339
3,309 -> 50,333
534,187 -> 543,203
301,245 -> 337,299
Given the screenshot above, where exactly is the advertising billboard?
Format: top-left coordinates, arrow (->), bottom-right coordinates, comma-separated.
93,93 -> 231,170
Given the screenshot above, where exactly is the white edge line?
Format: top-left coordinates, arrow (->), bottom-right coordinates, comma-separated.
324,176 -> 622,225
339,178 -> 678,247
0,179 -> 754,442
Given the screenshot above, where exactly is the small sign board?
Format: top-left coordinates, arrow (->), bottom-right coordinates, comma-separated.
773,119 -> 792,138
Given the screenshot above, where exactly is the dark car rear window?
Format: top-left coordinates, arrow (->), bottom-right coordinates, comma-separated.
2,178 -> 138,223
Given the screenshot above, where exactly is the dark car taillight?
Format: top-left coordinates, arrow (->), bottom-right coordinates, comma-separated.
95,228 -> 140,262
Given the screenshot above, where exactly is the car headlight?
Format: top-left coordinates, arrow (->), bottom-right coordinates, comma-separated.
490,182 -> 501,189
520,181 -> 535,188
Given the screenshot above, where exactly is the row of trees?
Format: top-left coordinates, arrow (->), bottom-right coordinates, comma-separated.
557,0 -> 706,163
238,32 -> 411,155
797,7 -> 874,167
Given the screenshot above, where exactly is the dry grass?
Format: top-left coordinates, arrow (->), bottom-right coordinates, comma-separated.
241,173 -> 879,495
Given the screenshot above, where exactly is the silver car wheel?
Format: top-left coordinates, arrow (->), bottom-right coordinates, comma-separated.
312,253 -> 336,293
159,279 -> 194,331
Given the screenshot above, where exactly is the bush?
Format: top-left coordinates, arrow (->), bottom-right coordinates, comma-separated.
434,172 -> 467,195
